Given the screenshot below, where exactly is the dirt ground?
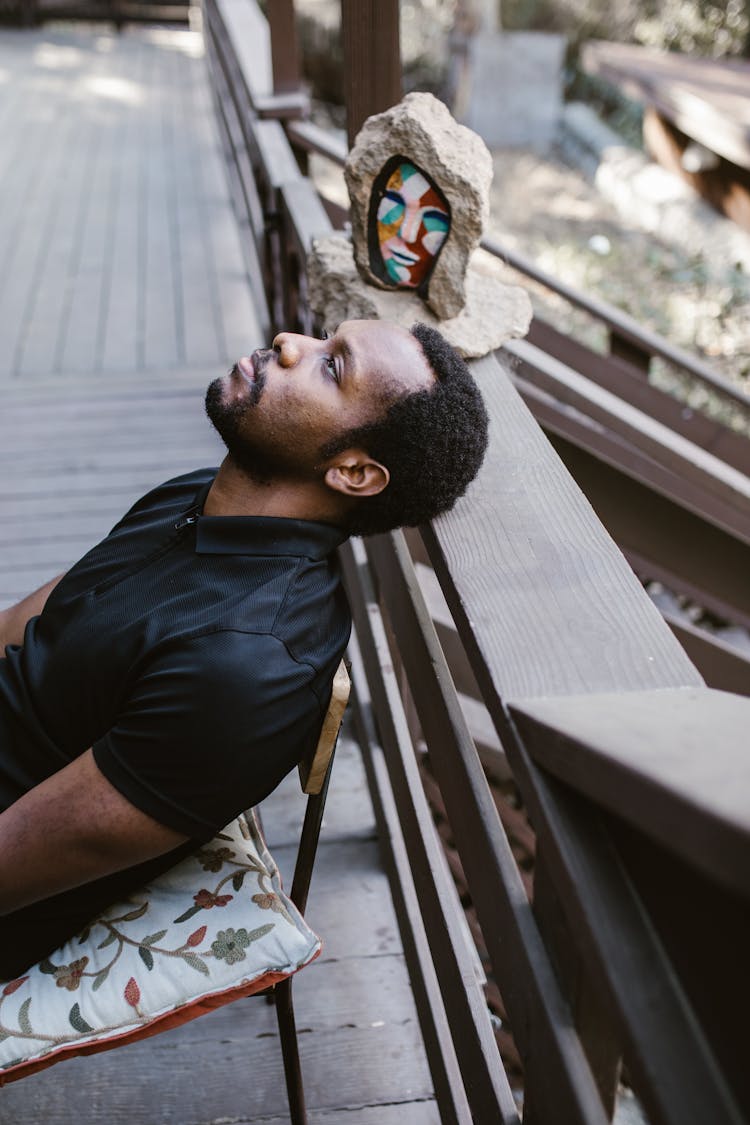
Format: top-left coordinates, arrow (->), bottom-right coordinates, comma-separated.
483,146 -> 750,409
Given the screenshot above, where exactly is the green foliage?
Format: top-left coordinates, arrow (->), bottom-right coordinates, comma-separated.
635,0 -> 750,57
501,0 -> 750,58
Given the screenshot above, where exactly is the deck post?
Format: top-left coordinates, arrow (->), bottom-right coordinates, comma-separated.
268,0 -> 303,95
341,0 -> 402,148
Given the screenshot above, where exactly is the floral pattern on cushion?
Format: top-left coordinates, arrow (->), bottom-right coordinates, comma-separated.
0,810 -> 321,1083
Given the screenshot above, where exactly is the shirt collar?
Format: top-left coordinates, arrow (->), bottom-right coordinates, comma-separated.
185,475 -> 349,559
194,514 -> 348,559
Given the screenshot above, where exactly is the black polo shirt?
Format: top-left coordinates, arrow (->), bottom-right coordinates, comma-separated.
0,468 -> 351,837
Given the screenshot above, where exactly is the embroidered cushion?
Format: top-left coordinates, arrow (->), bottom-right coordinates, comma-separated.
0,810 -> 321,1084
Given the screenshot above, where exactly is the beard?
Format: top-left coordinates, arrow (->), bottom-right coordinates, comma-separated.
204,362 -> 277,483
205,359 -> 324,485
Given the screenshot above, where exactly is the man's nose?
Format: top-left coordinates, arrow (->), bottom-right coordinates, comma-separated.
272,333 -> 304,368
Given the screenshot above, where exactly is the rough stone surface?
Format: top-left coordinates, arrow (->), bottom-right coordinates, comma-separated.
308,234 -> 532,358
344,92 -> 493,320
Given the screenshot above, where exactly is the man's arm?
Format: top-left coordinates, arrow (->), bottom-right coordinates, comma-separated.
0,750 -> 189,916
0,575 -> 64,650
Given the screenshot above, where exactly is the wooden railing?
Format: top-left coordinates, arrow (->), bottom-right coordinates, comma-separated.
203,3 -> 750,1121
284,117 -> 750,694
9,0 -> 190,26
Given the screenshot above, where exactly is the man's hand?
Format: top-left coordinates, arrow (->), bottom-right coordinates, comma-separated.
0,750 -> 189,916
0,575 -> 64,651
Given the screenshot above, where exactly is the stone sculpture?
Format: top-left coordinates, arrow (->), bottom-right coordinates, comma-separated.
309,91 -> 532,358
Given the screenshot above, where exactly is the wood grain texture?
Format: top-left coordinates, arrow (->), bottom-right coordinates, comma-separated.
510,687 -> 750,895
422,352 -> 702,702
359,534 -> 608,1125
504,338 -> 750,539
299,661 -> 350,794
343,547 -> 519,1124
270,837 -> 404,963
347,633 -> 477,1125
214,0 -> 272,106
0,956 -> 431,1123
341,0 -> 402,147
213,1105 -> 440,1125
0,26 -> 260,381
547,434 -> 750,631
520,773 -> 746,1125
513,374 -> 750,554
524,319 -> 750,477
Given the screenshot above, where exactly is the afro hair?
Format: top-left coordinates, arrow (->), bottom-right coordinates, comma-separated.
322,323 -> 489,537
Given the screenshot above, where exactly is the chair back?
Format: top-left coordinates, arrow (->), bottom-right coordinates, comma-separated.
297,661 -> 351,795
288,660 -> 350,915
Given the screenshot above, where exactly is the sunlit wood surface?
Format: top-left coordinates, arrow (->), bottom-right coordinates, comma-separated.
0,24 -> 436,1122
581,40 -> 750,171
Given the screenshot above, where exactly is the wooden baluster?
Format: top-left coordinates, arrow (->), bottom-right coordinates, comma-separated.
341,0 -> 402,148
268,0 -> 303,95
530,845 -> 621,1121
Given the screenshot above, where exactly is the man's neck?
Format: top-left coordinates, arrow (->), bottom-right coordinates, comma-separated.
203,457 -> 342,525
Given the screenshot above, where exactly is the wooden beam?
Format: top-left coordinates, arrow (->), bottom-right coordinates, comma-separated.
267,0 -> 303,95
509,687 -> 750,896
341,0 -> 402,148
342,542 -> 519,1125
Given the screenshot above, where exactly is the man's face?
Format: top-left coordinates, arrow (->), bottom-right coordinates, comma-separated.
205,319 -> 435,483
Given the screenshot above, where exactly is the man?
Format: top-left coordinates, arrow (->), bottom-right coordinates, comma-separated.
0,318 -> 488,976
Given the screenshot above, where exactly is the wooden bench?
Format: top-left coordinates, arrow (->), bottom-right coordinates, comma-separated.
581,40 -> 750,233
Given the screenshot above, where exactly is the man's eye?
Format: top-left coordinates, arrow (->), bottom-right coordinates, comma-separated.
319,357 -> 337,384
323,355 -> 339,382
324,355 -> 339,382
320,328 -> 330,341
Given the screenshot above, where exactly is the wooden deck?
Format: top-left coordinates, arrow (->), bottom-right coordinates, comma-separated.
0,24 -> 436,1123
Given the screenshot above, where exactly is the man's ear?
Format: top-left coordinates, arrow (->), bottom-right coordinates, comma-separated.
324,448 -> 390,498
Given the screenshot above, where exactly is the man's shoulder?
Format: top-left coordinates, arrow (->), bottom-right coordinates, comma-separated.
139,468 -> 217,510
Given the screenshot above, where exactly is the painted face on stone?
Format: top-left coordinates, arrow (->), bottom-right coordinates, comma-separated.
374,160 -> 450,289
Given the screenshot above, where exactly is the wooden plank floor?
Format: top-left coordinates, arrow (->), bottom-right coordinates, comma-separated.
0,23 -> 257,378
0,24 -> 436,1123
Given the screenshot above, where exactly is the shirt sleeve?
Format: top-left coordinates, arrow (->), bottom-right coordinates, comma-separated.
92,630 -> 325,838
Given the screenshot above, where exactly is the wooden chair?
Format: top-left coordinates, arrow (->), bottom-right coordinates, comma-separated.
268,659 -> 350,1124
0,661 -> 350,1125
